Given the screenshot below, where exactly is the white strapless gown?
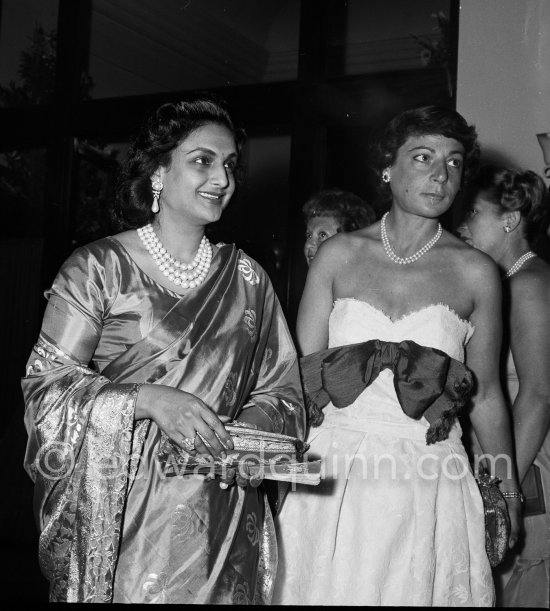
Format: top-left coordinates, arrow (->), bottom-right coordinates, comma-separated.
273,299 -> 494,606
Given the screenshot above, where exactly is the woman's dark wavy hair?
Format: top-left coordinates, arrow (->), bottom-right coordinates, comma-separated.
471,165 -> 550,244
302,188 -> 376,232
114,96 -> 246,229
370,105 -> 480,207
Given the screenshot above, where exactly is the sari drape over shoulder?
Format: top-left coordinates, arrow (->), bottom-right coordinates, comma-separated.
22,238 -> 305,603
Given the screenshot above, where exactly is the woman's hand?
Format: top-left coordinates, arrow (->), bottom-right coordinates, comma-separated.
506,496 -> 523,549
135,384 -> 233,458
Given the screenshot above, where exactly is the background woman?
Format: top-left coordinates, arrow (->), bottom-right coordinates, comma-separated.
303,188 -> 375,266
274,106 -> 521,606
459,165 -> 550,608
22,98 -> 305,603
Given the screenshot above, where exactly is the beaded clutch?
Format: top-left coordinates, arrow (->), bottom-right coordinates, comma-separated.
476,471 -> 511,567
157,422 -> 321,485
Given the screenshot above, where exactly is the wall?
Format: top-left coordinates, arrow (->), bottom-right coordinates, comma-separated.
456,0 -> 550,177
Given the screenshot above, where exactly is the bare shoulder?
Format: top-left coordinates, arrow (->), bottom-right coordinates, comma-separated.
326,222 -> 379,255
313,227 -> 374,267
352,219 -> 381,243
442,230 -> 500,287
509,258 -> 550,305
303,228 -> 377,302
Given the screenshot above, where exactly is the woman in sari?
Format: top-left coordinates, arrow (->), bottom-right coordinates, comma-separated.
273,106 -> 521,606
22,98 -> 305,603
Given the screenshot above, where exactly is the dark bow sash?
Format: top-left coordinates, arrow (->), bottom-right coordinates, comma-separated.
300,339 -> 473,445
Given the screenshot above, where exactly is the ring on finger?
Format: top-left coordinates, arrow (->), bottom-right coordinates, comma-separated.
181,435 -> 196,452
219,482 -> 229,490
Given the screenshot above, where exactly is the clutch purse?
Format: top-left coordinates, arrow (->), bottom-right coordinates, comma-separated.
476,471 -> 511,567
157,422 -> 321,485
522,463 -> 546,517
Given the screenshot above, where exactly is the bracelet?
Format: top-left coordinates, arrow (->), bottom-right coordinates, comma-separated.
501,490 -> 525,503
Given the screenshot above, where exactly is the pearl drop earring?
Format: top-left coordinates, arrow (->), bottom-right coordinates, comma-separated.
151,179 -> 163,214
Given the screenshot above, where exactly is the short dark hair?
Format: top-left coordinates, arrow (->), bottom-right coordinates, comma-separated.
302,188 -> 376,232
471,165 -> 550,244
370,105 -> 480,204
114,96 -> 245,229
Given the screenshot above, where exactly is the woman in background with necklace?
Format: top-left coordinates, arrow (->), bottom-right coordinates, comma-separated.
274,106 -> 521,606
22,98 -> 305,603
459,165 -> 550,608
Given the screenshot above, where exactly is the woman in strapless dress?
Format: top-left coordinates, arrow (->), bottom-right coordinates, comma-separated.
459,165 -> 550,608
273,107 -> 522,606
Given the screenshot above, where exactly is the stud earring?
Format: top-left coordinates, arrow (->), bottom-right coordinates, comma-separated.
504,225 -> 511,233
151,178 -> 163,214
382,169 -> 390,183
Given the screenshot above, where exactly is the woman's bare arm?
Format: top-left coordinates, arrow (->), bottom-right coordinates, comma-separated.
465,253 -> 521,547
296,237 -> 342,355
508,270 -> 550,482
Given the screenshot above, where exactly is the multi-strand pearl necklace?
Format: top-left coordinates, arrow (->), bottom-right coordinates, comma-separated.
137,224 -> 212,289
505,251 -> 536,278
380,212 -> 442,265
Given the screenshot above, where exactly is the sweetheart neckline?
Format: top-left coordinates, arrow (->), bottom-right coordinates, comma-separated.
333,298 -> 475,332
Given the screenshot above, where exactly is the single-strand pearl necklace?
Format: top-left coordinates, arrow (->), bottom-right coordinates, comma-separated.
380,212 -> 442,265
505,251 -> 536,278
137,224 -> 212,289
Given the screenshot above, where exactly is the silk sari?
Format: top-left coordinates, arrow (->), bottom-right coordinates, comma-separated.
22,237 -> 305,603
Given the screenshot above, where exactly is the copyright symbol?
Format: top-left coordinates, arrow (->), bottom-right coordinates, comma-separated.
35,441 -> 75,481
